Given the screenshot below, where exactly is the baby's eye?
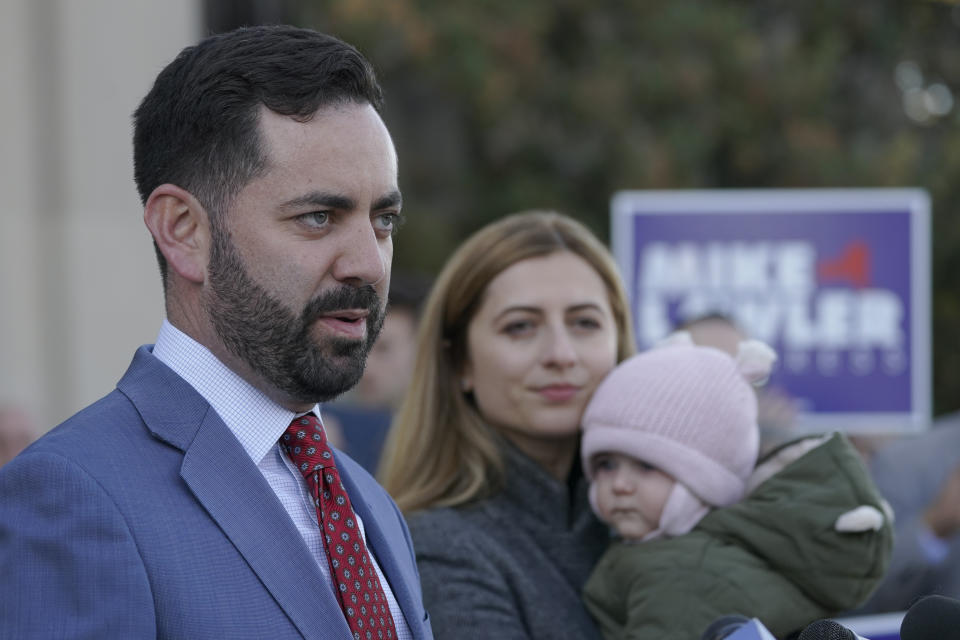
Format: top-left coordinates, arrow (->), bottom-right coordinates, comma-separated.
592,455 -> 617,473
636,460 -> 658,473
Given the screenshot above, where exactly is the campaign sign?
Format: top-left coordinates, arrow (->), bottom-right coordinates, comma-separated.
612,189 -> 931,433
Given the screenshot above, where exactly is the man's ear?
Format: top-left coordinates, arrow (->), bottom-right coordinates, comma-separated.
143,184 -> 211,284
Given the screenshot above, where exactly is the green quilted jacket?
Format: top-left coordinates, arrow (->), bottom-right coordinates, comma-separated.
582,432 -> 893,640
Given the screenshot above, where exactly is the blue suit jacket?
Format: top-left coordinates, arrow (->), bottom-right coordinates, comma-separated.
0,347 -> 433,639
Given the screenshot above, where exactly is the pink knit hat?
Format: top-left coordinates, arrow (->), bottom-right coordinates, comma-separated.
581,332 -> 776,507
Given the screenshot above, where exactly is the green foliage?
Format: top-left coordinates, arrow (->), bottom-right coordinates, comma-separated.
297,0 -> 960,415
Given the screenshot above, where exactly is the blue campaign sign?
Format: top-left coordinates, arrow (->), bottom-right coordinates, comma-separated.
611,188 -> 931,433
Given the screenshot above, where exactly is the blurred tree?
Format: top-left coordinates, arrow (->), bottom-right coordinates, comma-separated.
204,0 -> 295,32
268,0 -> 959,415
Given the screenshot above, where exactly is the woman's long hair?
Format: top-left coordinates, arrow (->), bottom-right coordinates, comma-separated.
377,211 -> 635,513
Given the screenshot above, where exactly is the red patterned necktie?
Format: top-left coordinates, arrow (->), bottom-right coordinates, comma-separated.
281,413 -> 398,640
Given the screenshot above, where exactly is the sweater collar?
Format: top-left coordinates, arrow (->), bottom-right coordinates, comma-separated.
496,435 -> 593,529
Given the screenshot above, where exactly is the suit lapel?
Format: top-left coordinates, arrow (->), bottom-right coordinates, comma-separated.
181,413 -> 353,639
339,462 -> 426,639
119,348 -> 352,640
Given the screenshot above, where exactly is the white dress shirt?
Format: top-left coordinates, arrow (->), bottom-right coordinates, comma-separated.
153,320 -> 412,639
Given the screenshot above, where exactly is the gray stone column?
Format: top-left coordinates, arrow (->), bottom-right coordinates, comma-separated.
0,0 -> 200,430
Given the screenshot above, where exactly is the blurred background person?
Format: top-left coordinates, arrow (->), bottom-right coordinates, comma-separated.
322,271 -> 432,473
0,405 -> 39,467
379,211 -> 636,640
851,410 -> 960,614
351,271 -> 432,410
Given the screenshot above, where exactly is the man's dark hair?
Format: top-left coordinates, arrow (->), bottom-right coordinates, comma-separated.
133,25 -> 384,283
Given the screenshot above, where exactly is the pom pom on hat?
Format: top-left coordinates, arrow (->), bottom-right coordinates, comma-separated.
736,339 -> 778,386
582,332 -> 776,507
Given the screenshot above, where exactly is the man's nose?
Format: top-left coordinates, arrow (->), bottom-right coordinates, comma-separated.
332,220 -> 388,286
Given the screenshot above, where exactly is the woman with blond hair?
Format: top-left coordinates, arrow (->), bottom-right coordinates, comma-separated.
379,210 -> 634,639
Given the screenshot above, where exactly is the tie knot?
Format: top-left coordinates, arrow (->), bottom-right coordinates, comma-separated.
280,413 -> 335,478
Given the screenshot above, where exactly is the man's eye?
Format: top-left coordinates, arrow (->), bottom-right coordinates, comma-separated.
376,212 -> 405,235
300,212 -> 330,228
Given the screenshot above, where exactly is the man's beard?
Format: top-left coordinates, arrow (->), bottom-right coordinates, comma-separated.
204,228 -> 385,404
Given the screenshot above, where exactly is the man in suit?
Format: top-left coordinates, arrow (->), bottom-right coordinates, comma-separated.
0,25 -> 433,639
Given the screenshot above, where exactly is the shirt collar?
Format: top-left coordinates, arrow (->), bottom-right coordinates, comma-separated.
152,319 -> 320,465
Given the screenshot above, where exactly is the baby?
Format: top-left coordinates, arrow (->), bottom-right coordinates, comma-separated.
580,332 -> 893,639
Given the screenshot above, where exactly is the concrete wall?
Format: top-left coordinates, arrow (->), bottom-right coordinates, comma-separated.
0,0 -> 201,430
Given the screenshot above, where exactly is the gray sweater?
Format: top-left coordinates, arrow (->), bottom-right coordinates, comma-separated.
406,442 -> 608,640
